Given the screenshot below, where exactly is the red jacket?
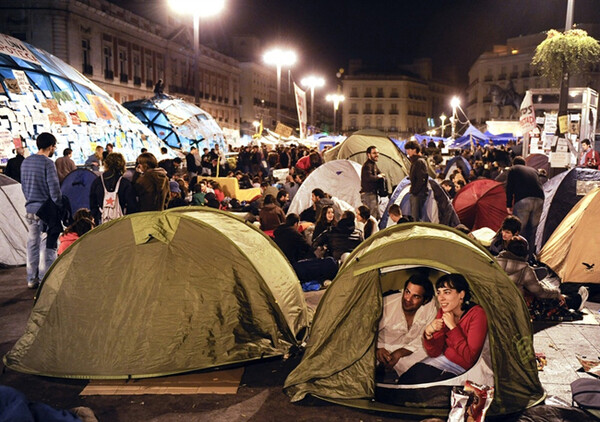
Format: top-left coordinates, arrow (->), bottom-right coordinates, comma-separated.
581,149 -> 600,169
424,305 -> 488,371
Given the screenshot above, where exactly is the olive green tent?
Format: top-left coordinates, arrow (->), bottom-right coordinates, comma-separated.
4,207 -> 310,379
322,129 -> 410,192
284,223 -> 544,417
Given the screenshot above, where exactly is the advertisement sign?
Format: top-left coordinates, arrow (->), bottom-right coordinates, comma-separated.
293,82 -> 307,139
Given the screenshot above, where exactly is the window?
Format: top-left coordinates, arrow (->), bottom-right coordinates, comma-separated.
351,87 -> 358,97
364,87 -> 372,97
132,52 -> 140,78
82,39 -> 91,74
118,49 -> 128,80
103,45 -> 112,72
376,88 -> 384,98
145,55 -> 153,85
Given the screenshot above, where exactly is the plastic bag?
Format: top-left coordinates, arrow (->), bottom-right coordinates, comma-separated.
448,380 -> 494,422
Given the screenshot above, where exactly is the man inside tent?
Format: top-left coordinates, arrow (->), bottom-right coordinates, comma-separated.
360,146 -> 385,220
376,273 -> 437,381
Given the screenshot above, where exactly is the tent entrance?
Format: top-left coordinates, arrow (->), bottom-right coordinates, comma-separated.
378,265 -> 448,295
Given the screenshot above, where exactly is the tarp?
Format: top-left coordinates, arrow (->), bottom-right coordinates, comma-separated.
539,187 -> 600,283
60,168 -> 98,215
284,223 -> 544,417
525,153 -> 550,175
287,160 -> 363,217
0,174 -> 27,266
3,208 -> 311,379
379,177 -> 460,228
535,168 -> 600,253
322,129 -> 410,193
453,179 -> 508,232
122,96 -> 226,152
0,33 -> 172,165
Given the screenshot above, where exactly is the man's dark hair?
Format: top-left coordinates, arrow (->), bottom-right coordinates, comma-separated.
501,215 -> 522,234
404,273 -> 434,304
63,148 -> 72,156
312,188 -> 325,199
405,140 -> 420,152
141,148 -> 148,153
507,236 -> 529,258
513,156 -> 526,166
160,147 -> 168,154
36,132 -> 57,149
388,204 -> 401,216
366,145 -> 377,155
276,189 -> 288,202
581,139 -> 591,146
173,157 -> 182,164
285,213 -> 300,226
264,194 -> 276,205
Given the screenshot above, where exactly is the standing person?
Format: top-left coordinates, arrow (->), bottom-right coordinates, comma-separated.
405,140 -> 429,222
5,147 -> 25,182
20,133 -> 62,289
360,146 -> 385,220
579,139 -> 600,169
186,146 -> 199,183
85,145 -> 103,172
505,156 -> 544,258
133,152 -> 169,212
55,148 -> 77,184
89,152 -> 138,225
102,143 -> 114,160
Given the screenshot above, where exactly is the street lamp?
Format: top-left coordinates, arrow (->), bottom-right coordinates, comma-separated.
252,120 -> 260,134
301,75 -> 325,132
450,97 -> 460,139
264,48 -> 297,125
326,93 -> 345,134
440,113 -> 447,138
168,0 -> 225,105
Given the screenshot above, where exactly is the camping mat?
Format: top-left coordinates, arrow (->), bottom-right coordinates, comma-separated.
80,368 -> 244,395
560,308 -> 600,326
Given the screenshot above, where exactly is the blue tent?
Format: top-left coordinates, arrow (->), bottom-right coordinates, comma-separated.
484,131 -> 515,146
450,125 -> 488,149
443,155 -> 472,178
61,168 -> 98,215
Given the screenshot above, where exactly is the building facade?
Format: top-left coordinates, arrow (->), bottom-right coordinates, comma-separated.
341,59 -> 455,138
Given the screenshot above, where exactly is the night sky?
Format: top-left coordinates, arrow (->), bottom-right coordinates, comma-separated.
121,0 -> 600,88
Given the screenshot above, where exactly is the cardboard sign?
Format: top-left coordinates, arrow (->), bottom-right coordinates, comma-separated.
274,122 -> 294,138
558,115 -> 569,134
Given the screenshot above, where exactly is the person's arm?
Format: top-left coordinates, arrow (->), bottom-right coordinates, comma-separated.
445,306 -> 488,369
122,180 -> 139,215
89,178 -> 101,225
361,161 -> 379,185
505,171 -> 514,211
522,267 -> 562,300
423,315 -> 446,357
47,160 -> 62,205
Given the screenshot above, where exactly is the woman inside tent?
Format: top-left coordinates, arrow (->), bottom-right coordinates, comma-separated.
397,274 -> 487,384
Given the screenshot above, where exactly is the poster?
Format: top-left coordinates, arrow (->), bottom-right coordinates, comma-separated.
12,70 -> 33,93
87,94 -> 115,120
0,34 -> 41,64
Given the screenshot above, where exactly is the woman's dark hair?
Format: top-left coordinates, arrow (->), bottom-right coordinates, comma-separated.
501,215 -> 522,234
136,152 -> 158,169
204,192 -> 219,209
104,152 -> 126,175
264,194 -> 276,205
315,205 -> 335,226
357,205 -> 371,221
436,274 -> 473,311
73,208 -> 93,222
64,217 -> 94,237
507,236 -> 529,258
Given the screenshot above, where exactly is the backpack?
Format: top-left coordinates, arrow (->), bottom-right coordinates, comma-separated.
100,175 -> 123,223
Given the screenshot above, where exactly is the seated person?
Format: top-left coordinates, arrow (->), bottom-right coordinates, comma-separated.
389,204 -> 414,225
58,214 -> 95,255
299,188 -> 333,223
398,274 -> 487,384
167,181 -> 188,209
377,274 -> 438,380
488,215 -> 522,256
356,205 -> 379,239
259,194 -> 286,231
191,182 -> 207,206
496,237 -> 588,319
312,205 -> 337,242
312,211 -> 364,261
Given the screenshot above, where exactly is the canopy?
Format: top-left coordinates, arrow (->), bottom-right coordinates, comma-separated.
284,223 -> 543,417
4,208 -> 311,378
0,33 -> 171,165
453,179 -> 508,232
0,174 -> 27,266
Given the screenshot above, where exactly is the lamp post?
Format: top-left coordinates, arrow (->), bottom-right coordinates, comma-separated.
301,75 -> 325,132
252,120 -> 260,134
264,48 -> 297,125
326,93 -> 345,134
450,97 -> 460,139
168,0 -> 225,105
440,113 -> 447,138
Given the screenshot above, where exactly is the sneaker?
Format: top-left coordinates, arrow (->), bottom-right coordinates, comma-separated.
323,280 -> 332,288
578,286 -> 589,311
27,280 -> 39,289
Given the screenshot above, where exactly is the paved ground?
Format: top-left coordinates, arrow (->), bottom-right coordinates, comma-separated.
1,266 -> 599,421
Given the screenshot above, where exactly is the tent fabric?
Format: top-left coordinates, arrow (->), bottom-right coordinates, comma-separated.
0,174 -> 27,266
453,179 -> 508,232
322,129 -> 410,193
0,33 -> 171,166
525,153 -> 550,175
60,169 -> 98,215
379,177 -> 459,228
539,187 -> 600,283
442,156 -> 472,178
3,208 -> 311,379
287,160 -> 363,217
449,125 -> 488,149
284,223 -> 543,416
535,168 -> 600,253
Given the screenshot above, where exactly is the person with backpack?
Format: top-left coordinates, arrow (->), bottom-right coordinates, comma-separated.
89,152 -> 138,225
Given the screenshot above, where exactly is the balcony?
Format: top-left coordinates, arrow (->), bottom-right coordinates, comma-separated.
390,93 -> 399,98
82,64 -> 93,75
363,109 -> 373,114
350,91 -> 359,98
363,93 -> 373,98
133,76 -> 141,86
389,109 -> 399,115
376,92 -> 384,98
146,79 -> 153,88
497,73 -> 506,80
349,109 -> 359,115
211,95 -> 216,101
510,72 -> 518,79
104,69 -> 114,80
375,109 -> 384,114
119,73 -> 128,83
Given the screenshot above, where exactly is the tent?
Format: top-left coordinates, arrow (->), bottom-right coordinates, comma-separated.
0,174 -> 27,266
122,95 -> 227,152
483,131 -> 515,146
449,125 -> 488,149
453,179 -> 508,232
525,153 -> 550,176
60,168 -> 98,215
322,129 -> 410,193
3,207 -> 311,378
0,33 -> 171,166
442,155 -> 472,178
284,223 -> 544,417
535,168 -> 600,253
379,177 -> 460,228
539,187 -> 600,283
287,160 -> 363,217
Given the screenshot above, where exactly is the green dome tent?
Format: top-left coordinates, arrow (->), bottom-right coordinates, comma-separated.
322,129 -> 410,193
284,223 -> 544,417
4,208 -> 310,379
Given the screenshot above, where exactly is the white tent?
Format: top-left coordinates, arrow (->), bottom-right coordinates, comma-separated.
0,174 -> 27,266
287,160 -> 363,217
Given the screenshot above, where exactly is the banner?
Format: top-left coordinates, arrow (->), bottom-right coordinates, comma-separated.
0,34 -> 40,65
293,82 -> 307,139
519,91 -> 536,134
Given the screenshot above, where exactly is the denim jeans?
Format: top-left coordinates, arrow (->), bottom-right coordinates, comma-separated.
409,193 -> 426,222
25,214 -> 56,284
513,197 -> 544,256
361,192 -> 380,220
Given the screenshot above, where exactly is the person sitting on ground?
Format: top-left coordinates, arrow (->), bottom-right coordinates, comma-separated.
377,273 -> 438,381
58,213 -> 95,255
276,189 -> 291,213
397,274 -> 488,384
389,204 -> 414,224
488,215 -> 522,256
312,205 -> 337,242
204,192 -> 220,209
496,237 -> 589,320
210,180 -> 225,203
299,188 -> 334,223
259,194 -> 286,232
191,182 -> 207,206
167,181 -> 188,209
312,210 -> 364,261
356,205 -> 379,239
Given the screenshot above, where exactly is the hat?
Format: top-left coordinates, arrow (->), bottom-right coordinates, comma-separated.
169,181 -> 181,193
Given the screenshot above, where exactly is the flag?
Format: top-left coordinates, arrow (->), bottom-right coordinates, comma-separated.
519,91 -> 536,134
294,82 -> 307,139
